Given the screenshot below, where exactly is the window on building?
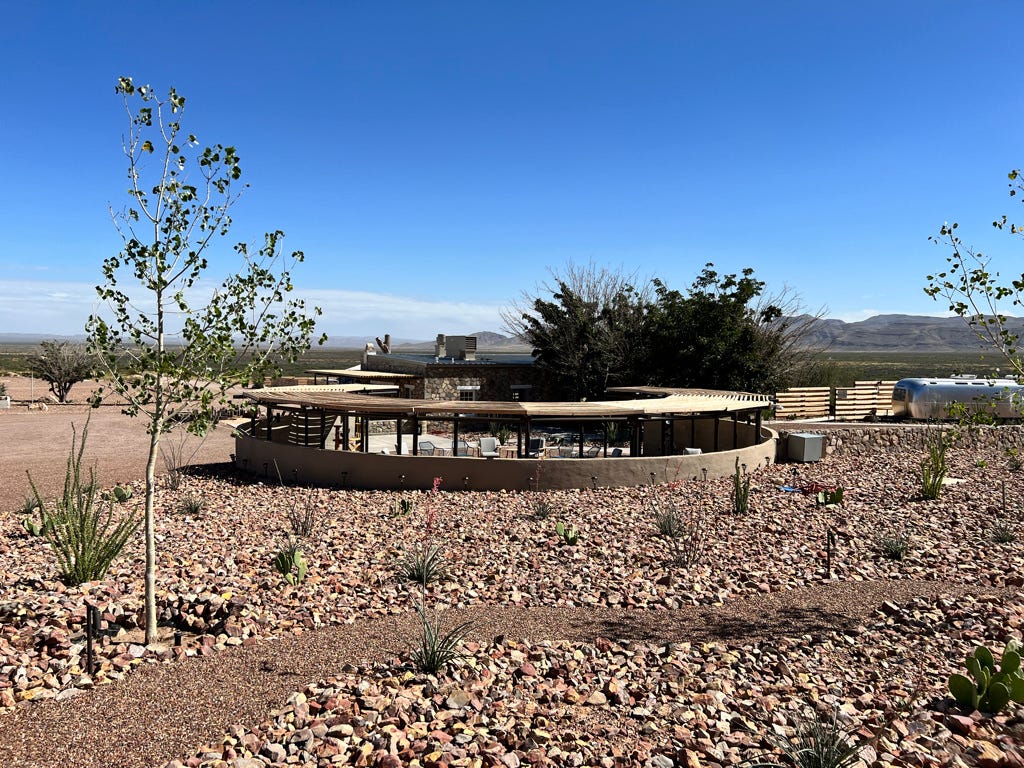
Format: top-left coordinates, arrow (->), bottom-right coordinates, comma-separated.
457,385 -> 480,402
510,384 -> 533,402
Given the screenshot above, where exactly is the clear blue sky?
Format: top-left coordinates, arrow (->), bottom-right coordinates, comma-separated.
1,1 -> 1021,340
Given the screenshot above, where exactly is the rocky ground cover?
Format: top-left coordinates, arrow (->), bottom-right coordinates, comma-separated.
1,432 -> 1024,765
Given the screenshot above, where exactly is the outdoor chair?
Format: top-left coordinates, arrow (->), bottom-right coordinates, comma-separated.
479,436 -> 500,458
418,441 -> 435,456
453,440 -> 471,456
583,446 -> 600,458
558,445 -> 576,458
610,447 -> 623,457
526,437 -> 546,458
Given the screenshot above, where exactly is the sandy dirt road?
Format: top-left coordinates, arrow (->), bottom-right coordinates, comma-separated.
0,377 -> 237,512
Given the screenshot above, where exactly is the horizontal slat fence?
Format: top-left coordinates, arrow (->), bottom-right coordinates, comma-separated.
774,381 -> 897,421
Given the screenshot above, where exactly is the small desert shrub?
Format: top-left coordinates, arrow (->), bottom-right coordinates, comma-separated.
732,458 -> 752,515
160,436 -> 188,491
1007,447 -> 1022,472
286,488 -> 320,537
530,500 -> 553,520
991,521 -> 1018,544
19,495 -> 48,537
555,520 -> 580,546
390,496 -> 415,519
411,602 -> 472,675
879,532 -> 911,560
748,707 -> 863,768
28,420 -> 141,585
181,494 -> 206,516
652,500 -> 708,569
272,535 -> 308,585
949,639 -> 1024,714
398,543 -> 447,586
920,429 -> 950,500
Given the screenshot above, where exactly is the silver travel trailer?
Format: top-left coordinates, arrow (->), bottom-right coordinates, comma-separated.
891,377 -> 1024,420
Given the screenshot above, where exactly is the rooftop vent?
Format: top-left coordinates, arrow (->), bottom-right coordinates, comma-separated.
434,334 -> 477,361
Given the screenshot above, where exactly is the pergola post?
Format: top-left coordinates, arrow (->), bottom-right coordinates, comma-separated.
342,413 -> 350,451
266,406 -> 274,441
453,416 -> 460,456
713,414 -> 720,452
320,409 -> 328,449
396,416 -> 404,454
755,409 -> 762,445
517,420 -> 524,458
732,412 -> 738,449
411,416 -> 420,455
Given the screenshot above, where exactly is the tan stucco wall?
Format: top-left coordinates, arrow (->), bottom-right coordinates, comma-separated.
234,427 -> 777,491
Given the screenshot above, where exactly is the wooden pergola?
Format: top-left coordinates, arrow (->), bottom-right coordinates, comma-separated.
243,386 -> 772,458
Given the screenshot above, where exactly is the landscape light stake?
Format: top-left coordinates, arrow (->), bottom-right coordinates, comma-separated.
591,476 -> 597,491
174,630 -> 182,647
85,604 -> 100,676
701,468 -> 708,483
463,476 -> 469,490
527,476 -> 533,491
399,474 -> 406,491
291,468 -> 298,484
650,472 -> 656,486
825,524 -> 837,579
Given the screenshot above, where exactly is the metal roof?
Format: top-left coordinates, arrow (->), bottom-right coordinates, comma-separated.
306,368 -> 417,380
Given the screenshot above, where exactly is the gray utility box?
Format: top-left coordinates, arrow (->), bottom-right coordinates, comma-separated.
788,432 -> 824,462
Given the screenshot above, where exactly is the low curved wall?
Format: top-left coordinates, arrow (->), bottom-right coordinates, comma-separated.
233,426 -> 779,491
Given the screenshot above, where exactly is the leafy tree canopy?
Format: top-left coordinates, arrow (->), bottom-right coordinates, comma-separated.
509,262 -> 819,400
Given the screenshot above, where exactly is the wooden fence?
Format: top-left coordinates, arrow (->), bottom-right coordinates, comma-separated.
774,380 -> 897,421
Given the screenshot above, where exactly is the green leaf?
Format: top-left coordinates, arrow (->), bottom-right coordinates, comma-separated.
949,674 -> 978,709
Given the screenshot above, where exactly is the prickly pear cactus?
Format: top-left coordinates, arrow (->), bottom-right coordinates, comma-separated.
949,640 -> 1024,714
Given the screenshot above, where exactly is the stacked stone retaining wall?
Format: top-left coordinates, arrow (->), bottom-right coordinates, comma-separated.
777,424 -> 1024,459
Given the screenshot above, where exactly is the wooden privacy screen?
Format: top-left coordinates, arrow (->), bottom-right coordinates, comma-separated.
774,381 -> 896,420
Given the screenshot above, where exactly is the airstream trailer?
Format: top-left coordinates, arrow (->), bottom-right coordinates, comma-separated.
891,377 -> 1024,420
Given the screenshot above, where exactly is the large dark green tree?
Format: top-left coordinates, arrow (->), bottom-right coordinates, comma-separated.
504,263 -> 649,400
511,262 -> 820,399
86,78 -> 324,643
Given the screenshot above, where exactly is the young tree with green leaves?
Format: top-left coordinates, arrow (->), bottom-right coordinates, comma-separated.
926,169 -> 1024,381
86,78 -> 324,643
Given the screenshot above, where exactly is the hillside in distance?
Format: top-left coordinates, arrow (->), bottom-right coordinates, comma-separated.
799,314 -> 1024,352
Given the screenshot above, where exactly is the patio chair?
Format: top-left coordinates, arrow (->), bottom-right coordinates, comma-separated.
610,447 -> 623,457
526,437 -> 546,458
583,446 -> 600,458
418,441 -> 435,456
558,445 -> 576,458
453,440 -> 470,456
479,436 -> 500,458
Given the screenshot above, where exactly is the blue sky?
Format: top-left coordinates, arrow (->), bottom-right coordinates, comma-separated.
1,2 -> 1021,340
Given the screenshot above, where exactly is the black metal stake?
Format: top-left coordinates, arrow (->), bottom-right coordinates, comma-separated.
591,476 -> 597,491
85,605 -> 100,676
702,468 -> 708,483
292,468 -> 298,484
463,476 -> 469,490
399,475 -> 405,491
825,525 -> 836,579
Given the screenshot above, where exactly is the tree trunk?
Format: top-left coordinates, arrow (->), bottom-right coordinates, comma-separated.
143,426 -> 161,645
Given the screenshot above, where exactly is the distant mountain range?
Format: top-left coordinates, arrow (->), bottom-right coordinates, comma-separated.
796,314 -> 1024,352
1,316 -> 1019,353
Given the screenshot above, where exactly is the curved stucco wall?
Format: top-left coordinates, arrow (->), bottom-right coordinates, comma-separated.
233,424 -> 778,491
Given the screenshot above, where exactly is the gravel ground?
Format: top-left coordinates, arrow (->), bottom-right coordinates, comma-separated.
1,388 -> 1024,766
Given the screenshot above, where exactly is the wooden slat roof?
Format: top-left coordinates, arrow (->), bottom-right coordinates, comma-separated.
245,388 -> 770,418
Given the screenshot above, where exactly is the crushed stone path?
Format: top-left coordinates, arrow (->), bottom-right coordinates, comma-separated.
0,577 -> 999,768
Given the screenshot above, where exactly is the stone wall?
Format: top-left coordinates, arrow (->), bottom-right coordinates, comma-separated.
423,364 -> 536,402
776,424 -> 1024,459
